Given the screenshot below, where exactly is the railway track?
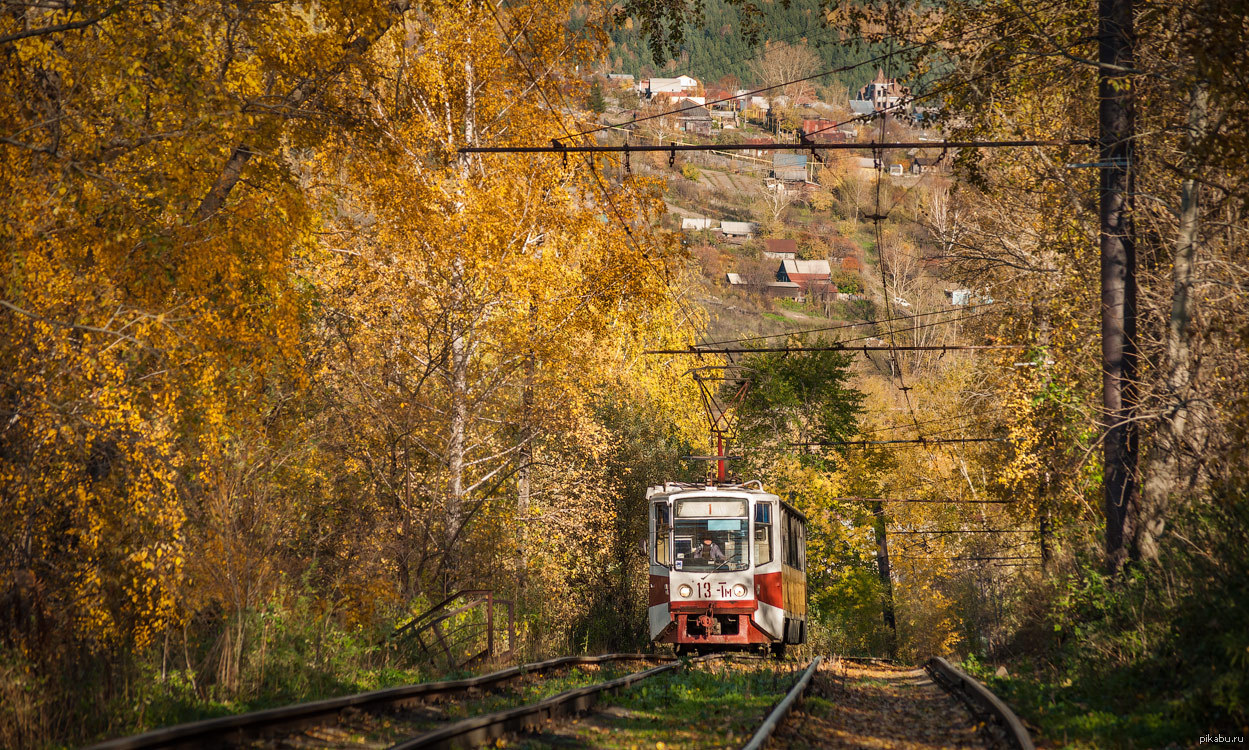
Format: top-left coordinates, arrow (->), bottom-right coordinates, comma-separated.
926,657 -> 1035,750
89,652 -> 1030,749
85,654 -> 668,750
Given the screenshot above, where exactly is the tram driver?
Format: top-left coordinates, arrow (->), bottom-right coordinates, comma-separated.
691,536 -> 727,563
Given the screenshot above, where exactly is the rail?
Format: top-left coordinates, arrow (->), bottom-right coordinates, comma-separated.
388,658 -> 688,750
740,656 -> 822,750
85,653 -> 665,750
925,656 -> 1035,750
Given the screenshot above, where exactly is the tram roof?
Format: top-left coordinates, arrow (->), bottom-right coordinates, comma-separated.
646,482 -> 806,523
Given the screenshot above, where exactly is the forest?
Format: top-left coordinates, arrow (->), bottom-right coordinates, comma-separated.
2,0 -> 1248,747
602,0 -> 878,91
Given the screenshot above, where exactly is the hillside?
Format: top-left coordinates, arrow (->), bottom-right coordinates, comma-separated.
603,0 -> 881,90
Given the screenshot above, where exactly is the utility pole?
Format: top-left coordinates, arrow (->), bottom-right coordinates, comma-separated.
1099,0 -> 1137,572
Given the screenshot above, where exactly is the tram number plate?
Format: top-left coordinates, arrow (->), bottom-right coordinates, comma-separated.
694,582 -> 733,598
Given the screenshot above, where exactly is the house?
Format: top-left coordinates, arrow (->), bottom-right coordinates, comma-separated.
607,73 -> 635,88
642,75 -> 699,99
762,238 -> 798,260
704,88 -> 740,110
740,138 -> 775,159
849,99 -> 876,116
765,281 -> 801,299
710,109 -> 738,128
945,289 -> 974,305
910,156 -> 947,175
676,98 -> 713,136
889,163 -> 905,176
682,217 -> 717,231
776,259 -> 832,291
853,156 -> 879,174
851,68 -> 911,113
800,119 -> 850,144
720,220 -> 757,238
726,272 -> 746,286
773,153 -> 808,182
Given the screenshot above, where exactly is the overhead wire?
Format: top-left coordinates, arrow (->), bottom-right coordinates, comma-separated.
485,0 -> 706,339
493,2 -> 1051,525
695,301 -> 1005,347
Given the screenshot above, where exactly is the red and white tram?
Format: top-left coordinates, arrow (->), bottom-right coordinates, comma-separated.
646,481 -> 807,655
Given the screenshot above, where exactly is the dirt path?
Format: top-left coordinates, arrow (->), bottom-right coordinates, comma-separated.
773,659 -> 993,750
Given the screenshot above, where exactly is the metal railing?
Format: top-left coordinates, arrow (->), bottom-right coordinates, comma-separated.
391,589 -> 515,669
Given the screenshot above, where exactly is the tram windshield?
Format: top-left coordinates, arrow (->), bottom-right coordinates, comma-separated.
672,498 -> 750,572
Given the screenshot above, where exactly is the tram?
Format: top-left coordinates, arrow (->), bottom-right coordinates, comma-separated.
646,481 -> 807,656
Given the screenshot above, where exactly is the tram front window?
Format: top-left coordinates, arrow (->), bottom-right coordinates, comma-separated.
673,499 -> 749,572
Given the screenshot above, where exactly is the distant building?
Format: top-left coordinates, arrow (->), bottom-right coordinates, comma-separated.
850,68 -> 911,113
681,217 -> 717,231
776,259 -> 832,291
740,138 -> 775,159
675,98 -> 713,136
765,281 -> 801,299
772,153 -> 808,182
800,119 -> 850,144
704,88 -> 740,110
763,238 -> 799,260
642,75 -> 699,99
720,220 -> 757,238
607,73 -> 635,88
911,156 -> 948,175
853,156 -> 879,173
726,272 -> 746,286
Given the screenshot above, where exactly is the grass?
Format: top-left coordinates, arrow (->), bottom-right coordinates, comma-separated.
511,659 -> 795,749
962,658 -> 1205,749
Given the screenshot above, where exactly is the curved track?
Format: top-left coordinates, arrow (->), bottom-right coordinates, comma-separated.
89,652 -> 1033,749
85,654 -> 668,750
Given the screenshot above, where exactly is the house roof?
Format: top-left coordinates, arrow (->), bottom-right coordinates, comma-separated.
726,272 -> 745,285
720,220 -> 756,235
676,98 -> 712,118
764,238 -> 799,255
781,259 -> 831,277
681,217 -> 716,230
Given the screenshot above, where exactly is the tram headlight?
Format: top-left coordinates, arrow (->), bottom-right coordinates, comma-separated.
732,583 -> 749,599
678,584 -> 693,598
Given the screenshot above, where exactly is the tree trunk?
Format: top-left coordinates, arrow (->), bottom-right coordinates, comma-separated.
1136,82 -> 1207,561
871,501 -> 897,658
1098,0 -> 1138,574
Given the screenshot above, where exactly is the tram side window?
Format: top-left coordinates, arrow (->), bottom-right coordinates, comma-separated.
796,519 -> 806,571
754,503 -> 773,565
780,514 -> 790,567
653,503 -> 672,565
782,513 -> 804,571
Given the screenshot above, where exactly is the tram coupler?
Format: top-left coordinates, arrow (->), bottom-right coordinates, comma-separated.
696,607 -> 722,635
